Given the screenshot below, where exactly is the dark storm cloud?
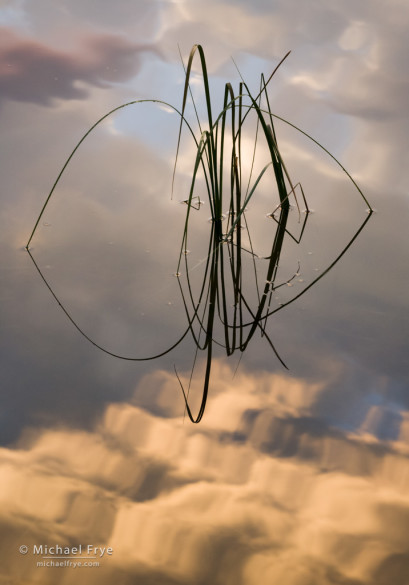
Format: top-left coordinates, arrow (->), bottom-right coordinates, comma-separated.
0,27 -> 156,105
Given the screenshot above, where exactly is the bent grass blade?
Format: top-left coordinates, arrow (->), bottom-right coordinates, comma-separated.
26,45 -> 373,423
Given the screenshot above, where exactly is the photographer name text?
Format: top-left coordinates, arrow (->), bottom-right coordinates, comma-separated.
32,544 -> 113,557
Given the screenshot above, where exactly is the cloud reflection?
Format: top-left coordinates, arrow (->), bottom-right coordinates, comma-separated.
1,0 -> 409,583
0,27 -> 155,105
1,362 -> 409,583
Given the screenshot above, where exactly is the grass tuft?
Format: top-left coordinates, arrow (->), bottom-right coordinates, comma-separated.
26,45 -> 373,423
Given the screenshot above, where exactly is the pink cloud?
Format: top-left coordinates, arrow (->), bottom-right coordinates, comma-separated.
0,27 -> 156,105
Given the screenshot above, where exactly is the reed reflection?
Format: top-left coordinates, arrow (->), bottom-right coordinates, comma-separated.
26,45 -> 372,423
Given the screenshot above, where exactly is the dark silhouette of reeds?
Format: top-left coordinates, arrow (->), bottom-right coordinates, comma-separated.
26,45 -> 372,422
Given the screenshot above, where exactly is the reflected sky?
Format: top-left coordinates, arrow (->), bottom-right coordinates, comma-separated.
1,0 -> 409,583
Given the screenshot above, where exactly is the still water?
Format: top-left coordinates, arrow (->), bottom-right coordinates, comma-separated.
1,1 -> 409,584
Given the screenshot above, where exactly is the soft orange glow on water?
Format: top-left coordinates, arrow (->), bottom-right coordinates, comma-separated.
0,363 -> 408,583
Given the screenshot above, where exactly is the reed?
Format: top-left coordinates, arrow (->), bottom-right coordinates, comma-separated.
26,45 -> 372,423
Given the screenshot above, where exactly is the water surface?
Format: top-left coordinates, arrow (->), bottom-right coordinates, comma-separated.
1,1 -> 409,583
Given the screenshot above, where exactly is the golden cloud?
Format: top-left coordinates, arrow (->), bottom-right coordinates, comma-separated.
1,361 -> 409,583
